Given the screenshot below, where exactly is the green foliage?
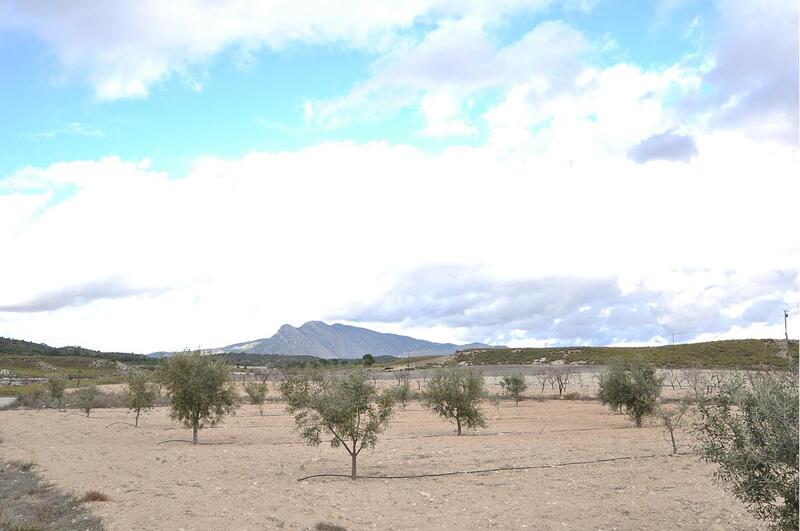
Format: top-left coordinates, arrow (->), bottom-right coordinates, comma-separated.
693,370 -> 798,529
124,371 -> 157,427
76,386 -> 98,417
598,359 -> 663,427
157,351 -> 237,444
47,378 -> 66,410
453,339 -> 798,369
361,354 -> 375,366
280,369 -> 395,479
244,381 -> 268,415
423,369 -> 487,435
391,380 -> 412,410
499,373 -> 527,405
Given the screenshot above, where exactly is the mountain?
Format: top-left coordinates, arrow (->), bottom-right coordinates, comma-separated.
213,321 -> 498,359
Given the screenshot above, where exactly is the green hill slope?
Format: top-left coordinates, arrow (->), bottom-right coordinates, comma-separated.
453,339 -> 798,369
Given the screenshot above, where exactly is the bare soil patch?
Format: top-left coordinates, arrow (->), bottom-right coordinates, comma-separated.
0,399 -> 759,530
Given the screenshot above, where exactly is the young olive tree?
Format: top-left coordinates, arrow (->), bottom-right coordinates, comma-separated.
244,381 -> 268,416
47,378 -> 66,411
499,373 -> 527,406
391,379 -> 412,410
423,369 -> 487,435
157,351 -> 237,444
598,359 -> 662,427
77,385 -> 98,417
656,400 -> 691,454
693,370 -> 798,529
280,369 -> 395,480
124,371 -> 157,427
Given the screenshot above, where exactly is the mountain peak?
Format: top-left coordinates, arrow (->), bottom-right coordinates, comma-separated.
217,322 -> 498,358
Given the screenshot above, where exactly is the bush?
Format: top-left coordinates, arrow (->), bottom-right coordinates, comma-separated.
693,370 -> 798,529
244,382 -> 268,415
499,374 -> 527,405
281,369 -> 395,479
76,386 -> 98,417
47,379 -> 66,411
157,351 -> 238,444
423,369 -> 487,435
598,359 -> 662,427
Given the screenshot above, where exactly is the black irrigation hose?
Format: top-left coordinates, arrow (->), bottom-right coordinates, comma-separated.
297,452 -> 696,482
105,422 -> 137,428
155,439 -> 241,446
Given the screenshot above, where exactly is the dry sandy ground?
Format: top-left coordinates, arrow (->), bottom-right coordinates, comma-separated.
0,399 -> 759,531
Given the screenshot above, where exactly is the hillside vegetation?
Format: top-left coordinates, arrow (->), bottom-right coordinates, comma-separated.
0,337 -> 156,396
453,339 -> 798,369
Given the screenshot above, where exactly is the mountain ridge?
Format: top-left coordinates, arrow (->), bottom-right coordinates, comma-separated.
212,321 -> 498,359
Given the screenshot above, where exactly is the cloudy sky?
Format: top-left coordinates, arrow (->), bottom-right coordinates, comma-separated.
0,0 -> 797,353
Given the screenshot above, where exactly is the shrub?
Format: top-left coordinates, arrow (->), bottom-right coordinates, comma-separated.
157,350 -> 238,444
361,354 -> 375,366
499,374 -> 527,405
124,371 -> 157,427
244,382 -> 268,416
47,379 -> 66,411
76,386 -> 98,417
423,369 -> 487,435
281,369 -> 395,479
598,359 -> 662,427
693,370 -> 798,529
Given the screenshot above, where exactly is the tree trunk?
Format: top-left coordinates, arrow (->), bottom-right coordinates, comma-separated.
669,428 -> 677,454
351,452 -> 357,480
192,422 -> 198,444
135,409 -> 140,427
259,404 -> 263,416
456,417 -> 462,436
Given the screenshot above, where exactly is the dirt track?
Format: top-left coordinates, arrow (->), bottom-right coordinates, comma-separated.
0,396 -> 759,530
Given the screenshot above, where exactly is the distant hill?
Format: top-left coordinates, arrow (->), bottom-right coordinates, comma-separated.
453,339 -> 799,369
0,336 -> 142,362
213,321 -> 498,359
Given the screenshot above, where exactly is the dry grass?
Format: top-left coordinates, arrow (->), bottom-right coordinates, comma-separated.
0,460 -> 104,531
80,490 -> 111,503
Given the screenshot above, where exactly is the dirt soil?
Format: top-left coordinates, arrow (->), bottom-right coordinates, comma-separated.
0,398 -> 759,530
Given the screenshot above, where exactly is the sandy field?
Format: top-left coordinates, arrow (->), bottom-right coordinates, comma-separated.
0,392 -> 759,531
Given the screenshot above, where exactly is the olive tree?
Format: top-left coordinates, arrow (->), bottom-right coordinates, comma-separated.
423,368 -> 487,435
280,369 -> 395,480
244,381 -> 268,415
124,371 -> 157,427
499,373 -> 527,405
157,351 -> 237,444
598,359 -> 662,427
77,385 -> 98,417
47,378 -> 66,411
693,370 -> 798,529
656,400 -> 691,454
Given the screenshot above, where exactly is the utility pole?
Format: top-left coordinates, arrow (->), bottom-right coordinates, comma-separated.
784,309 -> 790,341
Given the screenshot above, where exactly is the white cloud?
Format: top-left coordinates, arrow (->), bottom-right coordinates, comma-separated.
0,0 -> 551,100
420,92 -> 478,137
309,18 -> 589,129
0,125 -> 797,351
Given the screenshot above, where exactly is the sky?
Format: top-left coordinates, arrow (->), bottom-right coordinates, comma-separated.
0,0 -> 798,353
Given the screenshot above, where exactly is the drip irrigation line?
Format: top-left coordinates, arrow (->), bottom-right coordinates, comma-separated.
105,422 -> 137,428
155,439 -> 242,446
297,452 -> 696,482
